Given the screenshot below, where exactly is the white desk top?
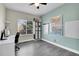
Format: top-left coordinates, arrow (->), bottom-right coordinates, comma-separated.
0,35 -> 15,45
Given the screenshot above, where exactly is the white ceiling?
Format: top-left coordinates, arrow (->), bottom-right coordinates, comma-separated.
4,3 -> 63,16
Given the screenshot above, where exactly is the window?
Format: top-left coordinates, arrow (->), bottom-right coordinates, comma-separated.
17,19 -> 33,35
27,21 -> 33,34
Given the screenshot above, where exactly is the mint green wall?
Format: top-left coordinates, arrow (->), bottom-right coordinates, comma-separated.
41,3 -> 79,51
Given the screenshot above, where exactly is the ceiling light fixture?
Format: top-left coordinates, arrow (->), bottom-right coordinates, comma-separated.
35,3 -> 39,7
29,3 -> 47,9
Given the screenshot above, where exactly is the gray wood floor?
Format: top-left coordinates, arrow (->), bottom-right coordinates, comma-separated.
16,40 -> 79,56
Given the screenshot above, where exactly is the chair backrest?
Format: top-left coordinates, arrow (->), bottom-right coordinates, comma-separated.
0,30 -> 5,40
15,32 -> 20,43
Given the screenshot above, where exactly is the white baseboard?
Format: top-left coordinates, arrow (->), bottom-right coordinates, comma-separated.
19,39 -> 34,43
42,39 -> 79,54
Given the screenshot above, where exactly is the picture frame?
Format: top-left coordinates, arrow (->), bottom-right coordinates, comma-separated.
50,15 -> 63,35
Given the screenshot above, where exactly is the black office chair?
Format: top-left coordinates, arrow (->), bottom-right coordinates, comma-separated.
0,30 -> 6,40
15,32 -> 20,51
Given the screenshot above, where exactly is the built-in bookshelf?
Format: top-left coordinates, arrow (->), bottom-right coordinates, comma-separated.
33,18 -> 42,40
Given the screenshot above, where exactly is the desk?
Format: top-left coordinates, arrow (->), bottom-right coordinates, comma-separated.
0,35 -> 15,56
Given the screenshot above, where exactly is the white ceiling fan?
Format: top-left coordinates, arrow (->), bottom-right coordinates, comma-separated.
29,3 -> 47,9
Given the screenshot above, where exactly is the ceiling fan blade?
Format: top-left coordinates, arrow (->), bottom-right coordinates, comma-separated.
29,3 -> 34,5
40,3 -> 47,5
